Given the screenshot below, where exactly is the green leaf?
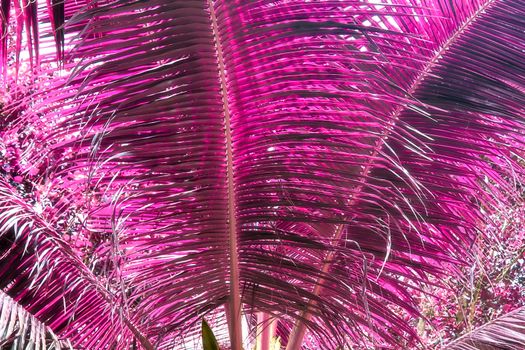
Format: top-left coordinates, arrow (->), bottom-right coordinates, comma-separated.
202,318 -> 220,350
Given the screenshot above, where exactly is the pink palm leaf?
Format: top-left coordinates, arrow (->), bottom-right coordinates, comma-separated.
0,0 -> 523,349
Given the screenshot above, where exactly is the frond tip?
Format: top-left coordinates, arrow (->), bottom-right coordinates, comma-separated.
445,307 -> 525,350
0,290 -> 72,350
202,318 -> 220,350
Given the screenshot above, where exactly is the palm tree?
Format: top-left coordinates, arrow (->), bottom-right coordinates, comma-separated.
0,0 -> 524,349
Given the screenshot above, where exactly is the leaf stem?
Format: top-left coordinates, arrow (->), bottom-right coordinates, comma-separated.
256,312 -> 277,350
207,1 -> 243,349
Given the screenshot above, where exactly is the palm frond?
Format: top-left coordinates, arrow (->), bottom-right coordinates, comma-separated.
445,307 -> 525,350
0,289 -> 72,350
0,179 -> 152,349
0,0 -> 523,349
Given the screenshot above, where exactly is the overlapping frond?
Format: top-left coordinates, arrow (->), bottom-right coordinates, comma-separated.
209,0 -> 525,347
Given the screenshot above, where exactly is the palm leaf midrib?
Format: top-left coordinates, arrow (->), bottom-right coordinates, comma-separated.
284,0 -> 503,346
